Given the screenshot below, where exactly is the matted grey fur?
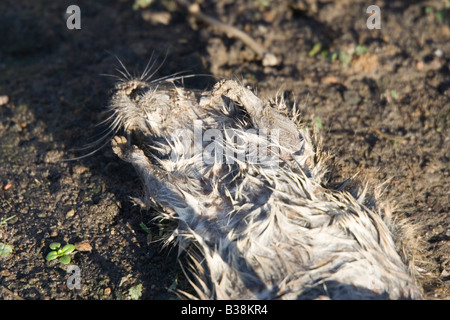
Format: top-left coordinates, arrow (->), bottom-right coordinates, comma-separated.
106,67 -> 422,299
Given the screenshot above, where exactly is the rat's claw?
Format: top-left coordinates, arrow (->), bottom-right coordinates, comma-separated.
111,136 -> 128,159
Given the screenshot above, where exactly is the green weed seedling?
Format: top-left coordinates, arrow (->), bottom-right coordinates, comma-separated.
0,215 -> 16,257
0,243 -> 13,256
46,242 -> 75,264
0,215 -> 16,226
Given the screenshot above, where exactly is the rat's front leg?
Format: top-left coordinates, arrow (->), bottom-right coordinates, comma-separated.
111,136 -> 189,212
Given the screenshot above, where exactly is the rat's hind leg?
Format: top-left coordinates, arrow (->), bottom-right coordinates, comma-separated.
211,80 -> 310,164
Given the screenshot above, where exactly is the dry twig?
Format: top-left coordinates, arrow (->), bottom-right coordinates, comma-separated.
176,0 -> 280,67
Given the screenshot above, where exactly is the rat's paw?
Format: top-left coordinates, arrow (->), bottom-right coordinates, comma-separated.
111,136 -> 130,160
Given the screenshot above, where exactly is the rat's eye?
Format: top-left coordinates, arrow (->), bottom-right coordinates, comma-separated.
130,85 -> 147,101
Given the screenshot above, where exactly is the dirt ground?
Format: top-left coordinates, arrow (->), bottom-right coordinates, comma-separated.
0,0 -> 448,300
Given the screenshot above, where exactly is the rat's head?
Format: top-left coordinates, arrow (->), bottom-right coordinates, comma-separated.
109,77 -> 175,140
115,79 -> 150,102
106,53 -> 178,138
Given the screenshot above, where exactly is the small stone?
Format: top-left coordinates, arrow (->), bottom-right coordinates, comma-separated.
73,165 -> 88,175
416,61 -> 425,70
66,209 -> 76,218
75,241 -> 92,252
0,95 -> 9,106
141,11 -> 171,25
44,150 -> 64,163
434,49 -> 443,58
322,75 -> 339,85
343,90 -> 361,105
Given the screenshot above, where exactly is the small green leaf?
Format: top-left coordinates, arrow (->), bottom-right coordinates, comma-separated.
49,242 -> 61,250
314,117 -> 323,130
61,244 -> 75,255
0,243 -> 13,256
308,43 -> 322,57
46,251 -> 58,261
58,255 -> 71,264
339,51 -> 352,65
133,0 -> 155,10
390,90 -> 399,99
0,215 -> 16,226
129,284 -> 143,300
139,223 -> 151,234
355,45 -> 368,56
329,51 -> 339,62
435,11 -> 444,23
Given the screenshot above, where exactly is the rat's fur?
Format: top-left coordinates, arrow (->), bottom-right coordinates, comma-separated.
107,72 -> 422,299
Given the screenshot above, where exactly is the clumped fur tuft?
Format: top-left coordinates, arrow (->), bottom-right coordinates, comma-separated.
107,64 -> 422,299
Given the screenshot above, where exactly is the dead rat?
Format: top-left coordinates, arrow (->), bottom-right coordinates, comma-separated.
105,61 -> 422,300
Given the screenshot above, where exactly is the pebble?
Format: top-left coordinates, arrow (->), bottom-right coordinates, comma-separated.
434,49 -> 443,58
66,209 -> 76,218
75,241 -> 93,252
73,165 -> 88,175
0,95 -> 9,106
343,90 -> 361,105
